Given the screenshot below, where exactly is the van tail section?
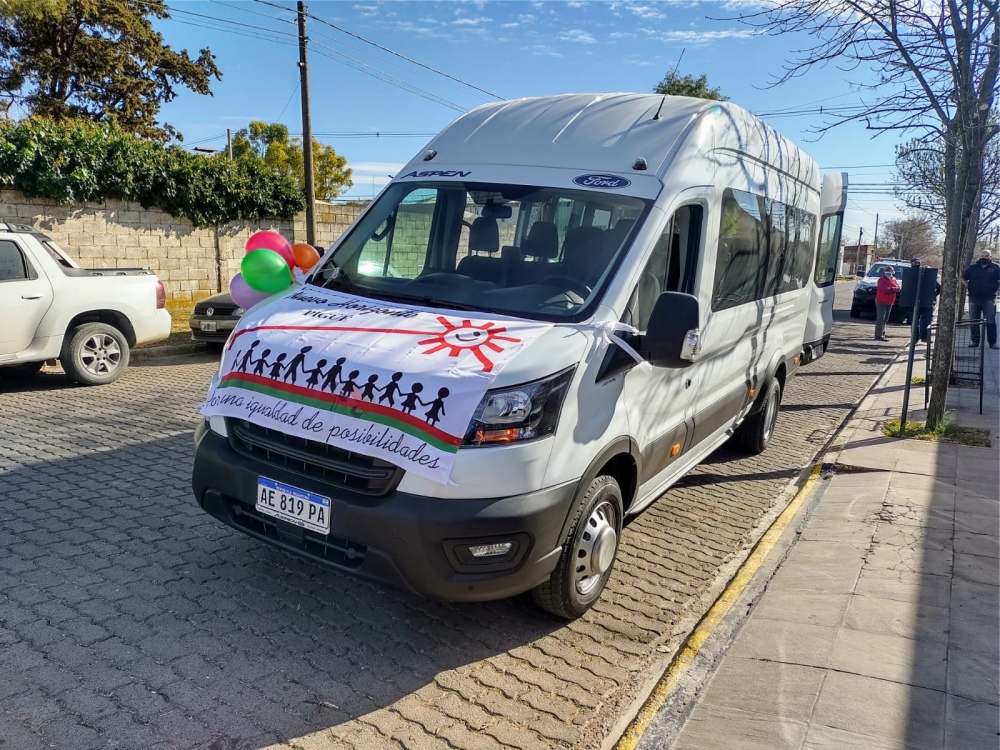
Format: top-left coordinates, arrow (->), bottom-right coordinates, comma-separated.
801,171 -> 848,365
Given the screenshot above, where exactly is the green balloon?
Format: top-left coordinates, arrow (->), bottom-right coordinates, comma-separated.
242,248 -> 293,293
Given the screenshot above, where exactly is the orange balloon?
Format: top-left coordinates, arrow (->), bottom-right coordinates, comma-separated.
291,242 -> 321,270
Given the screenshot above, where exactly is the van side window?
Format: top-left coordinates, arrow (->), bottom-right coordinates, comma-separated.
712,188 -> 816,311
0,240 -> 31,282
814,213 -> 842,287
632,205 -> 703,331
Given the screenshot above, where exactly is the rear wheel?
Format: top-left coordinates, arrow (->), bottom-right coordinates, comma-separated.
61,323 -> 131,386
532,475 -> 623,619
737,378 -> 782,454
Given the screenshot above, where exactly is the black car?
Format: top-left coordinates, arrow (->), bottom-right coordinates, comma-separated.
850,260 -> 911,323
189,292 -> 244,345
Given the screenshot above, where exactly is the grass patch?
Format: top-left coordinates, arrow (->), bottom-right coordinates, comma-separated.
881,412 -> 992,447
910,376 -> 925,385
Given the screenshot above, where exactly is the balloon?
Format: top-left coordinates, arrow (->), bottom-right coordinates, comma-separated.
229,273 -> 272,310
242,249 -> 294,293
291,242 -> 321,271
246,230 -> 294,268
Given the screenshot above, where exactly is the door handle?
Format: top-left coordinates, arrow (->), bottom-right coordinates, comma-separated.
21,295 -> 43,300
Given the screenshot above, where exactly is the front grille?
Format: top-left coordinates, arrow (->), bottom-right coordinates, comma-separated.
228,500 -> 366,568
228,419 -> 402,496
194,303 -> 238,316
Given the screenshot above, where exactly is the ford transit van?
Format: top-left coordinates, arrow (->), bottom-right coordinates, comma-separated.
193,94 -> 845,618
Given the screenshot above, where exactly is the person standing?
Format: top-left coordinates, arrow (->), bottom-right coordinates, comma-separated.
874,266 -> 900,341
961,249 -> 1000,349
909,258 -> 940,343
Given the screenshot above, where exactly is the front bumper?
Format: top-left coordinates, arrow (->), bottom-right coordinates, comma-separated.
192,420 -> 576,601
189,314 -> 238,342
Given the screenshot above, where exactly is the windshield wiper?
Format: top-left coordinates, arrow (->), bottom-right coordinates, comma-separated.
311,260 -> 362,296
372,290 -> 483,312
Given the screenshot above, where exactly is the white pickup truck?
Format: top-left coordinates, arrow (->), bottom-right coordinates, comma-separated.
0,222 -> 172,385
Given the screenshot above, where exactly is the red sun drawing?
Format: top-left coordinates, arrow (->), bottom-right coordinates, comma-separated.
417,317 -> 521,372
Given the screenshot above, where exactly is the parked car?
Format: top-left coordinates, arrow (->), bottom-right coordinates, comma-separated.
850,258 -> 911,322
193,93 -> 841,618
189,292 -> 244,346
0,222 -> 171,385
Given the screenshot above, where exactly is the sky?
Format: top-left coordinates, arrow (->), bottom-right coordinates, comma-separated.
150,0 -> 912,248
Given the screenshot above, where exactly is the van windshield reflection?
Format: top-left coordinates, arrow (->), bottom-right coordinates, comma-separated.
309,181 -> 649,321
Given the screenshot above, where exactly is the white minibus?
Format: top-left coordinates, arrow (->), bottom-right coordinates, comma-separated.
194,94 -> 844,618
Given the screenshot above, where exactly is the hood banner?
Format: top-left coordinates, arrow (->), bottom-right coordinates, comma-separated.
200,287 -> 552,485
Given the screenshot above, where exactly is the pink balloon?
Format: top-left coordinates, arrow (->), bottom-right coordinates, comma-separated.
246,230 -> 295,268
229,273 -> 272,310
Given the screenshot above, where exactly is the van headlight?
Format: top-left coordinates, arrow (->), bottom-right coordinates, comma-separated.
463,367 -> 575,446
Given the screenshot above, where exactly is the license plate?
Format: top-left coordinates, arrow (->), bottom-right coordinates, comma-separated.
200,321 -> 218,332
256,477 -> 331,534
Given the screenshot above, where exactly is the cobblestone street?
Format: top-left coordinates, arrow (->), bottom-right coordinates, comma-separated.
0,283 -> 899,750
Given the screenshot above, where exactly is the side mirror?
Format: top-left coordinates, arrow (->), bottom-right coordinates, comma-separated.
642,292 -> 701,368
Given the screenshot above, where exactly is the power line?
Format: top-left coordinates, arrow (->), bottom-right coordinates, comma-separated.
275,82 -> 300,122
166,6 -> 297,38
309,41 -> 466,112
163,3 -> 467,112
252,0 -> 502,100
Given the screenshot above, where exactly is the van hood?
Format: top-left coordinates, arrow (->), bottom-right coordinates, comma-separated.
200,285 -> 575,484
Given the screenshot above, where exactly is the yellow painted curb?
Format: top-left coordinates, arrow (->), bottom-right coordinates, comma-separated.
613,464 -> 824,750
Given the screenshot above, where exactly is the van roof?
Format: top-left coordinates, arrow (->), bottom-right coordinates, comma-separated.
412,93 -> 815,182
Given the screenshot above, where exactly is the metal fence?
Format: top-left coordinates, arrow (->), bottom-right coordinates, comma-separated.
925,320 -> 986,414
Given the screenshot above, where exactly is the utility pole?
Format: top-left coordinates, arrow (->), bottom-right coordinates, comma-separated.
872,213 -> 879,255
226,128 -> 233,160
297,1 -> 316,245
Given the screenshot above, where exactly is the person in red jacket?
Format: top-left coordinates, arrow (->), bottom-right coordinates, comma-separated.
874,266 -> 900,341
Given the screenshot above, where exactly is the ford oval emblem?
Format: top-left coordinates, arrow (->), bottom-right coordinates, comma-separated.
573,173 -> 632,189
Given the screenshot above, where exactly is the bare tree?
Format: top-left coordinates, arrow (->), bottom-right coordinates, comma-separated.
731,0 -> 999,427
895,126 -> 1000,233
884,216 -> 942,263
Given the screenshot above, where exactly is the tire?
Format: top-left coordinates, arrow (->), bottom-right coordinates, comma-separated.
60,323 -> 130,386
737,378 -> 782,454
532,475 -> 623,619
849,305 -> 862,318
0,361 -> 43,379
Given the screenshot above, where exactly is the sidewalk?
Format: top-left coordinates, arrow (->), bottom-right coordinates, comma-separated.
659,347 -> 1000,749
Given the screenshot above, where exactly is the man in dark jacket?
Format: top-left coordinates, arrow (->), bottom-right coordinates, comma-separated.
962,249 -> 1000,349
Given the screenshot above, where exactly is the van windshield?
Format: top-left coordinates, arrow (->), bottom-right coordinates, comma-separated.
310,181 -> 650,321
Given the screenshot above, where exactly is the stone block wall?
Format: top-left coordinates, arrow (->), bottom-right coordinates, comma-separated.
0,190 -> 366,315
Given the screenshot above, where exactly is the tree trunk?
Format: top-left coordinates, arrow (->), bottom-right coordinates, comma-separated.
927,133 -> 963,428
927,123 -> 986,427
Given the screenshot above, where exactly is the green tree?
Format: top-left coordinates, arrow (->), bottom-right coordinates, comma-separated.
653,71 -> 728,101
232,121 -> 353,201
0,0 -> 220,141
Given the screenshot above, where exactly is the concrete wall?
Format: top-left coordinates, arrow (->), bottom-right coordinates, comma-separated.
0,189 -> 367,314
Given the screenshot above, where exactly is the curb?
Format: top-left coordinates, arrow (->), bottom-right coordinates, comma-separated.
132,342 -> 215,362
609,354 -> 900,750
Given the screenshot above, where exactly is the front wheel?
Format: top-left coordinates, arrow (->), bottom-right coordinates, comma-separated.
849,305 -> 862,318
532,475 -> 623,619
737,378 -> 782,454
61,323 -> 131,386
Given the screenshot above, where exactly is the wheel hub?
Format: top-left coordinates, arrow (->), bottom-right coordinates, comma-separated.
573,500 -> 619,596
81,334 -> 122,376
